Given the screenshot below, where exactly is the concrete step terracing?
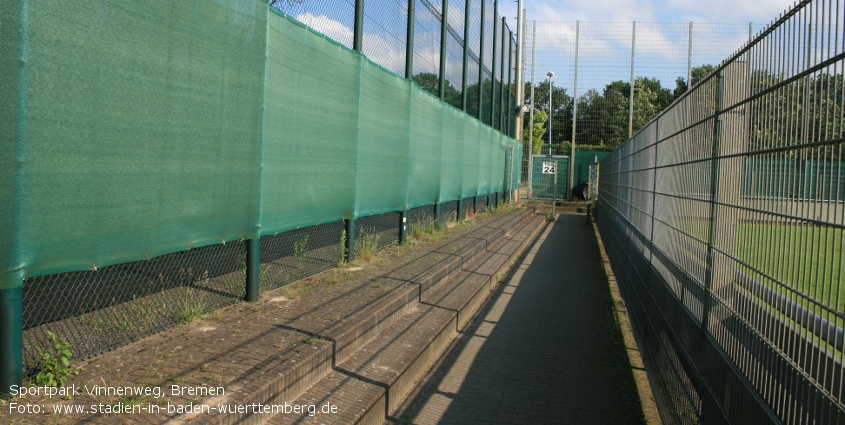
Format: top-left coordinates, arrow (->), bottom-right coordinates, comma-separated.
261,209 -> 547,424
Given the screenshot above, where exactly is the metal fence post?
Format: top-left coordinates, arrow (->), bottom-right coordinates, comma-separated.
628,21 -> 636,139
400,210 -> 408,243
434,202 -> 442,228
552,165 -> 557,216
527,20 -> 536,199
439,0 -> 449,100
499,19 -> 506,131
345,218 -> 356,262
515,5 -> 525,144
0,286 -> 22,399
245,239 -> 260,302
457,198 -> 463,219
570,21 -> 580,199
405,0 -> 415,79
506,30 -> 513,137
687,22 -> 693,89
353,0 -> 365,51
477,0 -> 486,121
489,1 -> 498,126
461,0 -> 471,111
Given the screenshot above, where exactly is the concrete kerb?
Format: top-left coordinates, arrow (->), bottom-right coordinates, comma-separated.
591,220 -> 662,425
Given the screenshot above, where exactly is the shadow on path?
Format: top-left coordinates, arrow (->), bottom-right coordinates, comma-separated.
391,213 -> 646,424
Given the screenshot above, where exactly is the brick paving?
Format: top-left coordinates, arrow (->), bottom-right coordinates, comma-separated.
391,213 -> 648,425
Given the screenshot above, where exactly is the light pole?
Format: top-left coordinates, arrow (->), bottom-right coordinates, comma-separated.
547,71 -> 554,155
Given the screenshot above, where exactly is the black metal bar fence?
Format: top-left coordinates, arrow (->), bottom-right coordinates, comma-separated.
270,0 -> 517,135
596,0 -> 845,423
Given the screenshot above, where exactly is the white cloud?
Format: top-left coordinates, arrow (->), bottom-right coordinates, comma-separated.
294,13 -> 408,75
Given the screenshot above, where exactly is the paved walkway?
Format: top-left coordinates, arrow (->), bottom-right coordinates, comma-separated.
391,213 -> 649,424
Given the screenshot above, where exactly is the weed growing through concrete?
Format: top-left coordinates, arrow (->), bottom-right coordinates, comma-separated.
356,228 -> 381,262
174,288 -> 206,324
29,331 -> 83,387
336,230 -> 348,267
294,235 -> 309,270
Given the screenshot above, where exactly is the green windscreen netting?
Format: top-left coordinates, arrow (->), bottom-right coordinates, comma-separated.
0,2 -> 520,290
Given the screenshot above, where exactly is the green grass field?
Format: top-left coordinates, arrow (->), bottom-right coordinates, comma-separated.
675,220 -> 844,314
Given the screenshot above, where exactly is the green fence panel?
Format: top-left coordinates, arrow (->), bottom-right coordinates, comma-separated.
491,132 -> 505,193
531,155 -> 570,199
261,12 -> 359,234
356,59 -> 411,217
478,125 -> 494,195
512,141 -> 524,190
0,1 -> 520,291
742,157 -> 801,199
6,0 -> 267,286
408,86 -> 443,208
462,119 -> 481,198
803,160 -> 845,201
574,151 -> 611,187
440,107 -> 465,202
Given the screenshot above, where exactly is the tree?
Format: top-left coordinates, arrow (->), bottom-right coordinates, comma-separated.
522,110 -> 548,154
413,73 -> 461,107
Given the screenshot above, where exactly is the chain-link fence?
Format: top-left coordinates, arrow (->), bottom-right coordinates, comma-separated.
597,0 -> 845,422
272,0 -> 519,136
20,192 -> 513,373
22,241 -> 246,373
522,20 -> 758,199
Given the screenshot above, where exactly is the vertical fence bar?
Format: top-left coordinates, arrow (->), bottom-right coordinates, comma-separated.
353,0 -> 365,51
702,69 -> 723,336
687,21 -> 693,88
528,20 -> 536,198
500,18 -> 507,131
400,210 -> 408,243
515,5 -> 525,146
345,218 -> 356,262
245,239 -> 260,302
406,0 -> 415,78
570,21 -> 580,197
507,31 -> 513,137
0,286 -> 22,399
628,21 -> 636,138
461,0 -> 471,111
439,0 -> 449,100
477,0 -> 486,121
489,1 -> 497,127
435,202 -> 442,228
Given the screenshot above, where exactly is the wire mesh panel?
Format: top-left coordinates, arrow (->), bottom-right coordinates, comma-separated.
465,0 -> 483,117
476,194 -> 489,213
523,19 -> 762,201
597,1 -> 845,423
259,220 -> 345,293
22,241 -> 246,372
413,0 -> 442,96
441,200 -> 459,222
462,197 -> 474,217
271,0 -> 356,49
443,0 -> 465,109
357,212 -> 402,252
408,204 -> 436,224
362,0 -> 409,76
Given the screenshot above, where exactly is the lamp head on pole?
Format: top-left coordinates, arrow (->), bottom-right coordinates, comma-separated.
547,71 -> 554,79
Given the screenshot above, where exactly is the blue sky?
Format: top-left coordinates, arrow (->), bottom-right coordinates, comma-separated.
498,0 -> 795,27
277,0 -> 800,92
